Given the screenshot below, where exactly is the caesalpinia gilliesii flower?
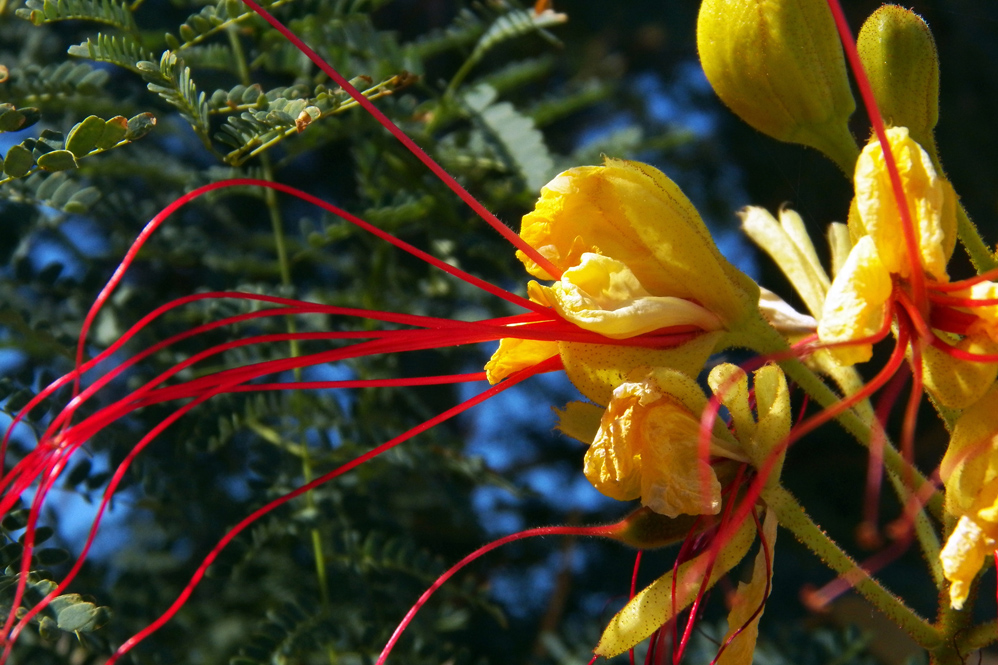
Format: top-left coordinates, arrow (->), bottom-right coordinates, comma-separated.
589,363 -> 790,662
818,126 -> 956,365
486,158 -> 766,406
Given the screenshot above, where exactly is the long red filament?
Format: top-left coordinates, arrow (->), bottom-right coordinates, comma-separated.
237,0 -> 564,281
824,0 -> 926,315
375,522 -> 615,665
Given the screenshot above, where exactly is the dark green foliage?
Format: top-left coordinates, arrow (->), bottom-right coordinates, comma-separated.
0,0 -> 728,663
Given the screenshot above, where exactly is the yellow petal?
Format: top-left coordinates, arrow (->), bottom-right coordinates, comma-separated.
921,334 -> 998,409
559,331 -> 723,406
535,253 -> 724,338
484,338 -> 559,385
940,383 -> 998,517
966,281 -> 998,344
752,364 -> 791,482
818,236 -> 893,365
585,368 -> 742,516
553,401 -> 605,445
595,517 -> 757,657
852,126 -> 955,281
717,509 -> 778,665
740,206 -> 829,319
940,514 -> 994,610
517,159 -> 758,326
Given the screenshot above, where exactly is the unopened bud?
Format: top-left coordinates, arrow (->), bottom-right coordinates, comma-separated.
857,5 -> 941,162
698,0 -> 858,171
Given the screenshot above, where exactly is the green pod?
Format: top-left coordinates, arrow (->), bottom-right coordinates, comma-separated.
697,0 -> 859,172
857,5 -> 941,163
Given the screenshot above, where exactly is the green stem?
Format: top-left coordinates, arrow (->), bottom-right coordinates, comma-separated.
961,619 -> 998,653
956,203 -> 998,274
733,317 -> 944,519
226,25 -> 332,617
763,485 -> 940,650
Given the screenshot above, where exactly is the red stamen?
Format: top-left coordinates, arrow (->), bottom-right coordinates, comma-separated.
237,1 -> 564,281
375,521 -> 613,665
825,0 -> 927,315
860,363 -> 911,549
928,266 -> 998,292
11,358 -> 562,663
629,550 -> 644,665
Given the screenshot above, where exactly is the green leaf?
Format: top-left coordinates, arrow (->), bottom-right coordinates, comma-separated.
65,115 -> 105,157
53,596 -> 110,633
36,150 -> 78,172
0,105 -> 40,133
3,144 -> 34,177
97,116 -> 128,149
125,112 -> 156,140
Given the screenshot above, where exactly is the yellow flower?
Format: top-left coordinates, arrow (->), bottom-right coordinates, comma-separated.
818,127 -> 956,364
939,383 -> 998,609
583,367 -> 744,517
516,159 -> 759,325
488,158 -> 762,404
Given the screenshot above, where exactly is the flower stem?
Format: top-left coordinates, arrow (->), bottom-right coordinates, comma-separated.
734,317 -> 944,520
762,485 -> 940,650
956,203 -> 998,274
227,22 -> 333,627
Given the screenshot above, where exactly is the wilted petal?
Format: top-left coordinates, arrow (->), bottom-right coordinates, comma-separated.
584,368 -> 743,516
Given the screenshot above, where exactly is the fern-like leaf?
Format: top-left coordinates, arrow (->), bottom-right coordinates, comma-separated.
16,0 -> 137,33
68,33 -> 155,74
138,52 -> 211,148
216,74 -> 413,165
465,84 -> 553,191
447,7 -> 567,92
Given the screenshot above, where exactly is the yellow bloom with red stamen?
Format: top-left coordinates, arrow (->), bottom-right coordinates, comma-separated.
591,362 -> 789,659
818,127 -> 957,364
488,158 -> 763,404
939,383 -> 998,608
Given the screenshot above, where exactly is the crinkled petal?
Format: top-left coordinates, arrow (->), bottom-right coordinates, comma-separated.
941,515 -> 994,610
852,126 -> 954,281
585,369 -> 743,516
536,253 -> 724,339
818,235 -> 893,365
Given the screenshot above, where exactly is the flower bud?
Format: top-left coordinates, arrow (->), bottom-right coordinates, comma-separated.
698,0 -> 858,170
857,6 -> 941,161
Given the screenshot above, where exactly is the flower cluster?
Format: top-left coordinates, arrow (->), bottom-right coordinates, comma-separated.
478,0 -> 998,660
4,0 -> 998,663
